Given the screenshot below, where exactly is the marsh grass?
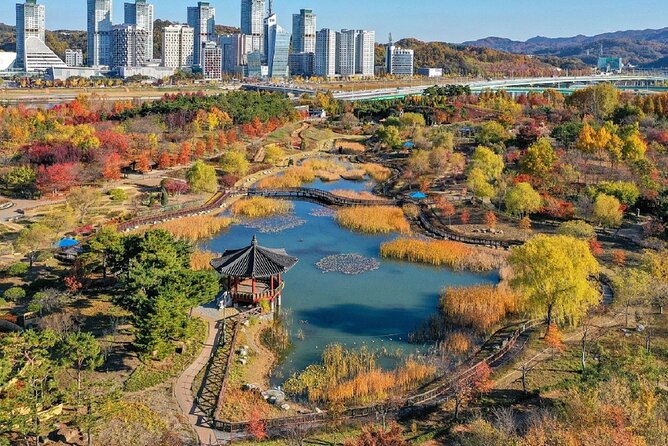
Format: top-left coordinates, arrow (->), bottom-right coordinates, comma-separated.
230,197 -> 293,218
440,285 -> 520,333
256,166 -> 316,189
361,163 -> 392,182
380,237 -> 505,272
340,169 -> 367,181
336,206 -> 411,234
330,189 -> 384,201
190,250 -> 218,271
148,215 -> 232,241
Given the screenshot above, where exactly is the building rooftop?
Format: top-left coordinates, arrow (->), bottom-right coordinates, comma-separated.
211,235 -> 298,279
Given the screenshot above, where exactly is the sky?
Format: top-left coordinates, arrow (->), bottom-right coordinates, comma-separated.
1,0 -> 668,43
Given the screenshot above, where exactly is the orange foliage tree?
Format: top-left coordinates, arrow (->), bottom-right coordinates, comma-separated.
102,152 -> 123,180
544,323 -> 565,359
177,141 -> 192,165
247,409 -> 267,441
485,211 -> 498,228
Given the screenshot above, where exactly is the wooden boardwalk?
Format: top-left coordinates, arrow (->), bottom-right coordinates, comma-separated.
230,187 -> 395,207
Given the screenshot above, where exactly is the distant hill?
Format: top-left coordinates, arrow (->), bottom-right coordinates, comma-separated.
463,28 -> 668,68
375,38 -> 586,76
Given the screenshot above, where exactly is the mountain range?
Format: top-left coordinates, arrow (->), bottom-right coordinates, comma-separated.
463,28 -> 668,68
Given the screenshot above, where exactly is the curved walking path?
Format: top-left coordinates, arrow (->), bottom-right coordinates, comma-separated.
174,308 -> 223,446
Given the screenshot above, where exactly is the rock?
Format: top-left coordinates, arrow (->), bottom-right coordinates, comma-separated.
315,407 -> 322,414
280,404 -> 291,411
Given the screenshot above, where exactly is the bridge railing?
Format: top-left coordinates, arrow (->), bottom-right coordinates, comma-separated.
229,187 -> 395,207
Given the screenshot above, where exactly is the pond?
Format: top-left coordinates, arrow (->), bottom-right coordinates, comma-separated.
201,178 -> 499,384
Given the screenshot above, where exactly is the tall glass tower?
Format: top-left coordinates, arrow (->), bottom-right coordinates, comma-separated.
187,1 -> 216,66
87,0 -> 113,67
240,0 -> 265,54
291,9 -> 316,54
15,0 -> 45,70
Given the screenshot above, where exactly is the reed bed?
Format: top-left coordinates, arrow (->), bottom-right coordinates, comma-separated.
190,250 -> 218,271
340,169 -> 367,181
314,171 -> 341,182
149,215 -> 232,241
284,344 -> 435,405
440,331 -> 475,355
330,189 -> 383,201
440,284 -> 520,333
256,166 -> 316,189
302,159 -> 346,174
380,237 -> 505,272
230,197 -> 293,218
336,206 -> 411,234
361,163 -> 392,182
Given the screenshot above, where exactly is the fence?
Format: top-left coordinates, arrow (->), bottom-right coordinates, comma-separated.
207,319 -> 541,437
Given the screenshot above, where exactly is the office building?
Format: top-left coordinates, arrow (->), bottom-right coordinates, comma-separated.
356,30 -> 375,77
263,11 -> 277,63
288,52 -> 314,77
240,0 -> 264,54
65,49 -> 84,67
111,24 -> 149,68
220,33 -> 251,75
246,51 -> 264,78
124,0 -> 154,61
266,22 -> 290,78
187,2 -> 216,66
417,67 -> 443,77
15,0 -> 45,71
292,9 -> 316,54
386,43 -> 414,76
201,41 -> 222,79
87,0 -> 113,67
315,28 -> 336,78
162,24 -> 194,68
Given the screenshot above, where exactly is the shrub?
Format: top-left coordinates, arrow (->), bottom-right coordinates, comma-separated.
612,249 -> 626,266
108,188 -> 129,202
597,181 -> 640,207
219,174 -> 239,188
4,287 -> 26,302
230,197 -> 293,218
7,262 -> 29,276
402,203 -> 420,219
26,301 -> 42,313
380,237 -> 504,272
148,215 -> 232,241
336,206 -> 410,234
440,285 -> 520,333
558,220 -> 595,240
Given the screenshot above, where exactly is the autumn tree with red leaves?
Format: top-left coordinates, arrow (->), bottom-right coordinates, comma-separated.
247,409 -> 267,441
102,152 -> 123,181
37,163 -> 80,194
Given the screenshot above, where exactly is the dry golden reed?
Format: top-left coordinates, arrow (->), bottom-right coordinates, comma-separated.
380,237 -> 505,272
230,197 -> 293,218
149,215 -> 232,241
190,250 -> 218,271
256,166 -> 316,189
361,163 -> 392,182
336,206 -> 411,234
330,189 -> 383,201
441,332 -> 474,355
440,284 -> 520,333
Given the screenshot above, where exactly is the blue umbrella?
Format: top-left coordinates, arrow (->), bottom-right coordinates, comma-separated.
410,192 -> 428,200
57,238 -> 79,249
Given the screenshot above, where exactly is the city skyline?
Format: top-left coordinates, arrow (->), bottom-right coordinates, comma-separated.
2,0 -> 668,43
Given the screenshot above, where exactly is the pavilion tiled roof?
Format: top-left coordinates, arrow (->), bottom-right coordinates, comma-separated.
211,235 -> 298,279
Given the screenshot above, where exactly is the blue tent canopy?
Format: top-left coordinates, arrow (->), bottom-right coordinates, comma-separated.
410,192 -> 428,200
57,238 -> 79,249
403,141 -> 415,148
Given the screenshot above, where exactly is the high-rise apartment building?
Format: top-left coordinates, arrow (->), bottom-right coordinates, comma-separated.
187,2 -> 216,66
386,43 -> 414,76
315,28 -> 336,78
266,23 -> 290,78
87,0 -> 113,67
65,49 -> 84,67
356,30 -> 375,77
336,29 -> 357,77
15,0 -> 45,70
162,25 -> 195,68
124,0 -> 154,61
111,24 -> 149,68
292,9 -> 316,54
240,0 -> 265,54
201,41 -> 222,79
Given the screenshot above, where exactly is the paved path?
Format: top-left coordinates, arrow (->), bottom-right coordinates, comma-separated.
174,308 -> 224,446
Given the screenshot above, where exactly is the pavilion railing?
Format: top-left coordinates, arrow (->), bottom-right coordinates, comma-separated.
229,282 -> 285,304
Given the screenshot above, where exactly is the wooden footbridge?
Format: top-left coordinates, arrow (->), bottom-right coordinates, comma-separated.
229,187 -> 395,207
